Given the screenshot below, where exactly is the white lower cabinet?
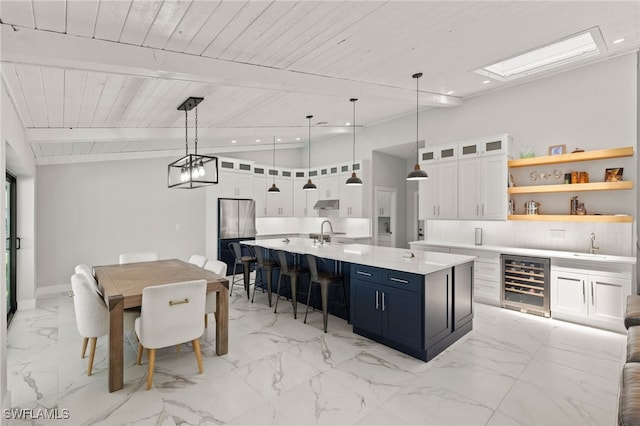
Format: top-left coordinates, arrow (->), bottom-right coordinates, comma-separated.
450,248 -> 500,306
551,267 -> 631,332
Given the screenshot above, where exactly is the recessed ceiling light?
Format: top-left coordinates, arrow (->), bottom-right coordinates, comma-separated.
483,80 -> 491,84
475,27 -> 605,81
613,38 -> 625,44
296,137 -> 300,141
446,91 -> 454,95
345,122 -> 350,126
276,138 -> 281,142
231,140 -> 237,144
256,139 -> 261,143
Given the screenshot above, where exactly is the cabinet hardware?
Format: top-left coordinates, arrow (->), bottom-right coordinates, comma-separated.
357,271 -> 372,277
481,204 -> 485,216
389,277 -> 409,284
375,290 -> 379,309
382,292 -> 386,311
582,280 -> 585,304
476,205 -> 479,216
433,206 -> 436,216
591,281 -> 594,305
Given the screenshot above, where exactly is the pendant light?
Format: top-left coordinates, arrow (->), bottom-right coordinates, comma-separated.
406,72 -> 429,181
302,115 -> 317,190
168,97 -> 219,188
268,136 -> 280,193
345,98 -> 363,186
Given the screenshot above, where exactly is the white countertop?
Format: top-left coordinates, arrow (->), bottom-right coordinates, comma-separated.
408,240 -> 636,265
256,232 -> 372,239
243,237 -> 474,275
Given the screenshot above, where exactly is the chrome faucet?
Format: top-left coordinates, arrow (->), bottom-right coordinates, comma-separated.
320,220 -> 333,246
590,232 -> 600,254
384,222 -> 390,233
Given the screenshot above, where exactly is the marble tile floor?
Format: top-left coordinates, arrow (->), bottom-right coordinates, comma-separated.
5,290 -> 625,425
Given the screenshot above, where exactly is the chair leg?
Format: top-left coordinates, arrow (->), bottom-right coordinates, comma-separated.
204,313 -> 208,328
290,275 -> 298,319
304,282 -> 314,324
321,283 -> 330,333
192,339 -> 204,374
136,342 -> 144,365
266,266 -> 274,307
81,337 -> 88,358
146,348 -> 156,390
176,344 -> 181,353
87,337 -> 97,376
274,274 -> 283,313
230,263 -> 238,296
251,267 -> 260,303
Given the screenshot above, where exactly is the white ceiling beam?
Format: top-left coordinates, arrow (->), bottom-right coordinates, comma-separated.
1,25 -> 462,108
33,141 -> 306,166
25,126 -> 356,143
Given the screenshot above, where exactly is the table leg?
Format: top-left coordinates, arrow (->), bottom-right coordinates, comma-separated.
107,295 -> 124,392
215,286 -> 229,355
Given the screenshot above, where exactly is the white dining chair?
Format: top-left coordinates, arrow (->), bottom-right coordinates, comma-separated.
70,273 -> 109,376
188,254 -> 208,268
203,259 -> 227,328
135,279 -> 207,390
119,252 -> 159,264
75,264 -> 102,297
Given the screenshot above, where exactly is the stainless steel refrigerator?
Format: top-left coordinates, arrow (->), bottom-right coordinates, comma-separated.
218,198 -> 256,274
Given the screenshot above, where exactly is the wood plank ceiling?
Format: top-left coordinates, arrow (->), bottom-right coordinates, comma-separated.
0,0 -> 638,164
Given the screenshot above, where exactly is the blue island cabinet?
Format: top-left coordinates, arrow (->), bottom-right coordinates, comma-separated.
351,262 -> 473,361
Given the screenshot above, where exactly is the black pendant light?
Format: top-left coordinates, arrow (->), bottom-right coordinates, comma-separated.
302,115 -> 317,190
345,98 -> 363,186
268,136 -> 280,193
406,73 -> 429,181
168,97 -> 218,188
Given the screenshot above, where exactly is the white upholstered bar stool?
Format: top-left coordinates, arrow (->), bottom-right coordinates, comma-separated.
203,259 -> 227,328
135,280 -> 207,390
70,273 -> 109,376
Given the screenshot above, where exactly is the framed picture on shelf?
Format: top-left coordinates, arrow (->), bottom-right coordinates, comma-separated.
548,144 -> 566,156
605,167 -> 623,182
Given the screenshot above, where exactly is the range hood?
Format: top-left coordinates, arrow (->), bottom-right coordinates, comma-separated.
314,199 -> 340,210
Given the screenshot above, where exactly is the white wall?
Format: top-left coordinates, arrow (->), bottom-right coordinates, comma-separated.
1,77 -> 37,414
36,157 -> 206,287
219,147 -> 304,169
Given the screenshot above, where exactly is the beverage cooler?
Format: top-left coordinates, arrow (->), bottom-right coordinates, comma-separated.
501,254 -> 550,317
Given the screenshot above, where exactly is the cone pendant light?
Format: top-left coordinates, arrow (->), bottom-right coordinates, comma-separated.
406,72 -> 429,181
268,136 -> 280,193
345,98 -> 363,186
302,115 -> 317,190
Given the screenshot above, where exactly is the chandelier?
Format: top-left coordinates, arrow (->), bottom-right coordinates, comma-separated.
168,97 -> 218,189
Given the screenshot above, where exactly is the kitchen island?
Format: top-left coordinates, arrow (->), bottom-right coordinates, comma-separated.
242,238 -> 475,361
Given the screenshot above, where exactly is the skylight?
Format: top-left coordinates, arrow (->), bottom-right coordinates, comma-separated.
475,28 -> 605,81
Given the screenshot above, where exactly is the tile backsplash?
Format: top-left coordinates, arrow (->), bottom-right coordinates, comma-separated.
426,220 -> 634,256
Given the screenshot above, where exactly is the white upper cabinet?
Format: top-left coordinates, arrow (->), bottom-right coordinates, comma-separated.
316,166 -> 341,200
458,154 -> 507,220
420,144 -> 458,164
217,158 -> 254,199
253,165 -> 267,217
292,169 -> 308,217
457,133 -> 511,159
265,168 -> 293,216
420,160 -> 458,219
339,160 -> 367,217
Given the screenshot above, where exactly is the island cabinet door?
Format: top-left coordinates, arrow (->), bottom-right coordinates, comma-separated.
352,280 -> 383,335
381,285 -> 423,349
425,268 -> 453,348
453,262 -> 474,330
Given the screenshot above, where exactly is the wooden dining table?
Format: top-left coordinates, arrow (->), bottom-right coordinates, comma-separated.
94,258 -> 229,392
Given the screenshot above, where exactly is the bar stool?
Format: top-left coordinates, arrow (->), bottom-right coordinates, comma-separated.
251,247 -> 279,307
228,242 -> 256,299
273,250 -> 309,319
303,254 -> 349,333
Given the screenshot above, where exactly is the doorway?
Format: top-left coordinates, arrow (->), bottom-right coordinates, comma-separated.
375,187 -> 397,247
6,172 -> 17,324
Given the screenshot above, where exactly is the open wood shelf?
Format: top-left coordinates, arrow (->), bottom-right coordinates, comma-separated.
508,214 -> 633,223
508,181 -> 633,194
508,146 -> 634,168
